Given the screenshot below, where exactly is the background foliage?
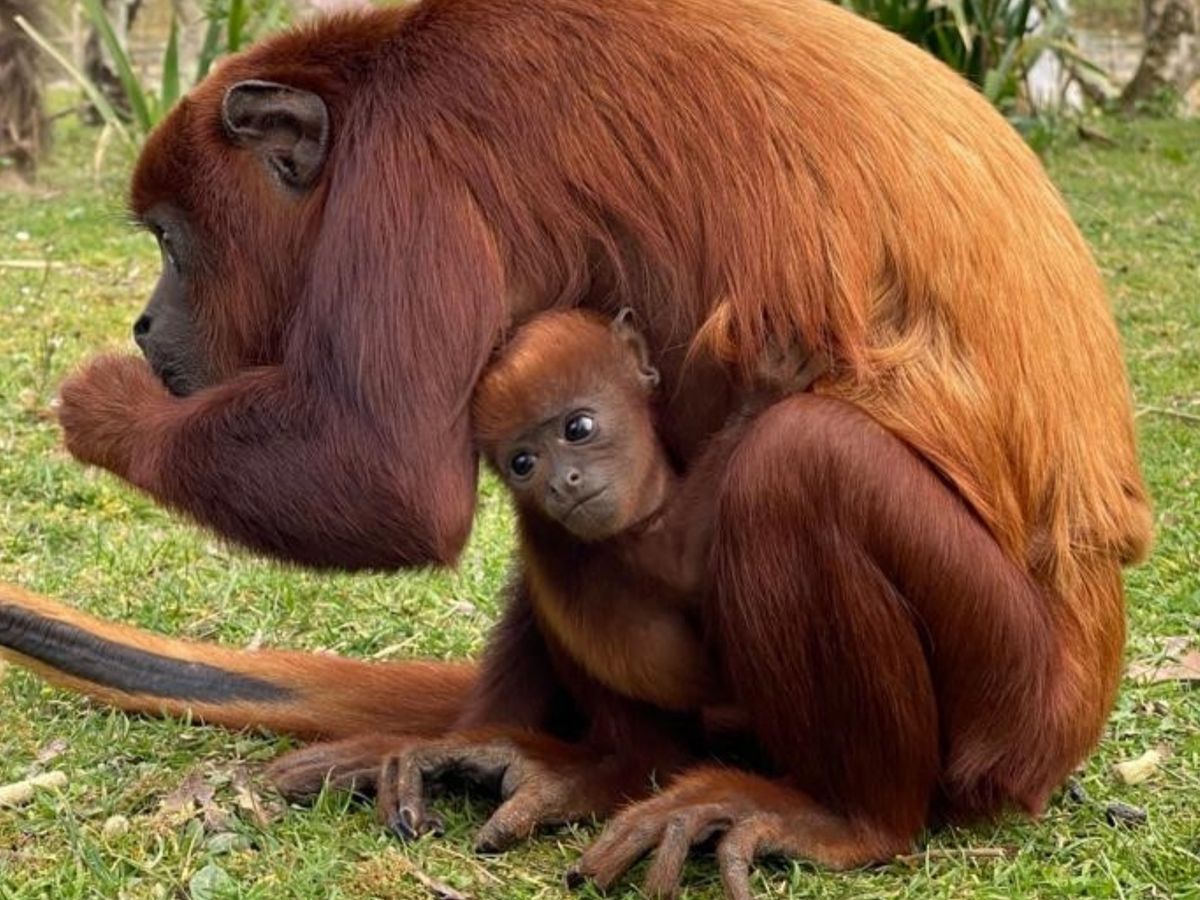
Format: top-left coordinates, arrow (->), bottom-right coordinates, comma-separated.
846,0 -> 1084,110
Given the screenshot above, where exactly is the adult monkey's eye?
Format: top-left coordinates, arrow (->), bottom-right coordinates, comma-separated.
150,223 -> 180,272
509,451 -> 537,479
564,413 -> 595,443
162,234 -> 181,271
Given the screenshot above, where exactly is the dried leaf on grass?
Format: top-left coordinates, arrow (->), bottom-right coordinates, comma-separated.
35,738 -> 69,766
231,765 -> 282,827
155,765 -> 282,836
1127,638 -> 1200,684
0,771 -> 68,808
158,769 -> 228,831
1112,746 -> 1171,785
160,771 -> 214,816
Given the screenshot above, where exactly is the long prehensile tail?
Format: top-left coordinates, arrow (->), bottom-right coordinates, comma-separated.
0,582 -> 474,739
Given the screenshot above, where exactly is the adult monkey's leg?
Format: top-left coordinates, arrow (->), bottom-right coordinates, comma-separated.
269,585 -> 699,849
574,394 -> 1090,897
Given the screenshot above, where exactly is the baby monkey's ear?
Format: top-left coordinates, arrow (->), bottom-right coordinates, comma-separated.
612,308 -> 661,392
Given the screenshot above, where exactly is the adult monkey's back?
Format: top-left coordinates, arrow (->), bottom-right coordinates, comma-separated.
0,0 -> 1150,894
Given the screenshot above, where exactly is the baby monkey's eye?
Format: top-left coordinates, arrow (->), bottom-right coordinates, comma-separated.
509,451 -> 537,479
564,413 -> 595,443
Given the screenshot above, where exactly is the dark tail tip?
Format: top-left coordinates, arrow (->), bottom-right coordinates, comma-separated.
0,598 -> 293,703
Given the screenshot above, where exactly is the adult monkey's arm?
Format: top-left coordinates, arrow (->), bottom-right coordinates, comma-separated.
57,102 -> 505,570
57,358 -> 479,569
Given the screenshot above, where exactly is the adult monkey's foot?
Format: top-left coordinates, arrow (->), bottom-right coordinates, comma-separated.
266,733 -> 416,800
267,731 -> 648,854
569,768 -> 904,900
376,731 -> 646,853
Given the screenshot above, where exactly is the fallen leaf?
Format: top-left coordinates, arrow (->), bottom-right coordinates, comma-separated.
35,739 -> 69,766
160,771 -> 214,816
231,766 -> 281,827
159,770 -> 230,831
1112,749 -> 1162,785
1127,640 -> 1200,684
0,771 -> 68,808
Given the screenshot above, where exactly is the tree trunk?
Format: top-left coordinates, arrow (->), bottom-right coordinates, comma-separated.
0,0 -> 46,180
1121,0 -> 1199,110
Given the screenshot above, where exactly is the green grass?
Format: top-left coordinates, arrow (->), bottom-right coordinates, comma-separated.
1,111 -> 1198,899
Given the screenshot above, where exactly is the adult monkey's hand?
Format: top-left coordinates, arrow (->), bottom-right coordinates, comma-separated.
57,354 -> 168,486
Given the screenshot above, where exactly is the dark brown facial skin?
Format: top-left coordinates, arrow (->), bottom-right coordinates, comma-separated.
132,209 -> 213,397
492,389 -> 673,542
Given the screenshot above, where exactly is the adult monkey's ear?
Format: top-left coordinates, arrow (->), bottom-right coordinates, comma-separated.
612,307 -> 660,392
222,80 -> 329,190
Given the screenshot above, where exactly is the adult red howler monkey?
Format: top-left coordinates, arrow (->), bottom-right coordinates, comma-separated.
0,0 -> 1150,895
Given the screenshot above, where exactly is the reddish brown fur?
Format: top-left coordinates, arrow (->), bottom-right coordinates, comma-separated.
0,0 -> 1150,893
0,584 -> 471,739
473,310 -> 650,449
474,310 -> 723,710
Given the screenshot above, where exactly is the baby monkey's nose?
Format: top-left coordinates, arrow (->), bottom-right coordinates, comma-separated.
550,467 -> 584,496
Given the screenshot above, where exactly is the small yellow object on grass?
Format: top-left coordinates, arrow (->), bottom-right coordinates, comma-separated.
0,771 -> 68,808
1112,749 -> 1163,785
102,814 -> 131,840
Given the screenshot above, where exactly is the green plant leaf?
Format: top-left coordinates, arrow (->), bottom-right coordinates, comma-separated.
81,0 -> 154,134
196,14 -> 225,82
228,0 -> 249,52
162,16 -> 182,114
943,0 -> 975,52
12,13 -> 134,148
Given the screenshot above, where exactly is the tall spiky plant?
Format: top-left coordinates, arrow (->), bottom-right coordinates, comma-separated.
0,0 -> 48,179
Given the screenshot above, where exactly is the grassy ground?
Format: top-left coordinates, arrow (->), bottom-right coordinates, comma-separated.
1,110 -> 1198,898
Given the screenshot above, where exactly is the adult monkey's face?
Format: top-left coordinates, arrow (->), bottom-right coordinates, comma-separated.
132,209 -> 208,396
129,78 -> 331,397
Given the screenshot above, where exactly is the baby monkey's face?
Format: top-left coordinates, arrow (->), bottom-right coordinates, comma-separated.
494,388 -> 666,542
